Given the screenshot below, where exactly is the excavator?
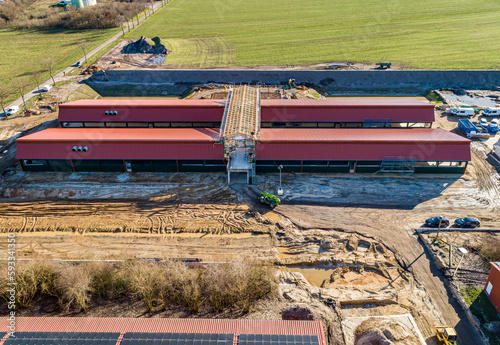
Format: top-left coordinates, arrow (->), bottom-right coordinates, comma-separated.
435,326 -> 457,345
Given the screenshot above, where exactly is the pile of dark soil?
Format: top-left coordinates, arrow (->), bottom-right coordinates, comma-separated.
122,36 -> 169,54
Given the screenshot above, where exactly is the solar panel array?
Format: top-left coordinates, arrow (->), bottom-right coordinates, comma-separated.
3,332 -> 320,345
238,334 -> 319,345
121,333 -> 234,345
3,332 -> 120,345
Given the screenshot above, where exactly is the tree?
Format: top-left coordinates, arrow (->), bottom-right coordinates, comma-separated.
0,85 -> 11,117
13,77 -> 30,110
31,70 -> 43,96
78,40 -> 91,63
43,57 -> 56,85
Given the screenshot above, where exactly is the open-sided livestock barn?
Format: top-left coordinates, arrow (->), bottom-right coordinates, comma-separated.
17,88 -> 471,179
58,98 -> 435,129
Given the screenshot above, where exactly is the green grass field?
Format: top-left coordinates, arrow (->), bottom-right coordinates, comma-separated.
127,0 -> 500,69
0,27 -> 119,99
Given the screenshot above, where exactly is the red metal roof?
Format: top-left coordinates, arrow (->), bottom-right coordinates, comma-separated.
17,128 -> 220,143
260,99 -> 435,122
58,100 -> 225,123
16,128 -> 223,160
0,318 -> 326,344
258,128 -> 469,144
61,99 -> 225,108
58,98 -> 434,123
256,129 -> 471,162
261,98 -> 432,107
16,128 -> 470,162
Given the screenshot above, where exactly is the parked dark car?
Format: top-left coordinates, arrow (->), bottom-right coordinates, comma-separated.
425,216 -> 450,228
454,217 -> 481,228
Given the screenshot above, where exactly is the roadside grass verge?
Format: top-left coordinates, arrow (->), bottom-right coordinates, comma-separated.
68,40 -> 123,76
461,287 -> 500,345
67,84 -> 100,101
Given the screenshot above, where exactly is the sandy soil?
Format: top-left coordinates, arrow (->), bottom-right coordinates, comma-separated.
1,92 -> 499,345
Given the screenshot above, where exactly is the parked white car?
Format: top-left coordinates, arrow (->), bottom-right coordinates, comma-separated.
480,118 -> 488,128
41,84 -> 52,92
483,107 -> 500,116
6,105 -> 19,116
451,107 -> 474,117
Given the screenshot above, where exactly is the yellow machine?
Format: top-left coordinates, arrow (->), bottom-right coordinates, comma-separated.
435,327 -> 457,345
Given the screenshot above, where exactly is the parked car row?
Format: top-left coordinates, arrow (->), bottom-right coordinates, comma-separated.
425,216 -> 481,228
479,118 -> 499,133
449,106 -> 500,118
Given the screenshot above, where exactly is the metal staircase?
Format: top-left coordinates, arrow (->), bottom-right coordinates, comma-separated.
377,156 -> 417,175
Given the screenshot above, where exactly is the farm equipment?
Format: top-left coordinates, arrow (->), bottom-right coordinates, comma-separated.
435,326 -> 457,345
376,62 -> 391,69
258,192 -> 281,209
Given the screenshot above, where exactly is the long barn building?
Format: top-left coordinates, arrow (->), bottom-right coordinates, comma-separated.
17,88 -> 471,180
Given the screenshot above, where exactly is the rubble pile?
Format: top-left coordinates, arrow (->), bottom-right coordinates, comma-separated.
122,36 -> 169,55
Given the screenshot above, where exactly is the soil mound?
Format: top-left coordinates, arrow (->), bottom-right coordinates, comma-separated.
122,36 -> 168,54
354,319 -> 419,345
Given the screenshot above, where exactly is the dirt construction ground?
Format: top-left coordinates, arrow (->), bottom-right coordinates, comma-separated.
1,99 -> 500,344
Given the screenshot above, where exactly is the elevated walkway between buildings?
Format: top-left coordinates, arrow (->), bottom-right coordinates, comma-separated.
221,86 -> 261,184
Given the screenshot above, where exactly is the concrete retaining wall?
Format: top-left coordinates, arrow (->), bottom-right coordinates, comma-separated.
88,69 -> 500,92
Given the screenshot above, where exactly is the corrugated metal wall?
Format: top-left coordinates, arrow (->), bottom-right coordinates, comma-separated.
17,142 -> 224,160
485,263 -> 500,314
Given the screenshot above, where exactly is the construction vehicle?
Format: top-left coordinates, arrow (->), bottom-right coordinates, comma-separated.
435,326 -> 457,345
258,192 -> 281,209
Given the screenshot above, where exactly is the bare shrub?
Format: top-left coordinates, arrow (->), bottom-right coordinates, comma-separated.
202,262 -> 246,312
0,0 -> 37,27
5,1 -> 145,30
240,263 -> 277,312
162,261 -> 201,312
88,261 -> 121,299
14,260 -> 58,308
1,260 -> 277,314
202,261 -> 277,312
64,2 -> 146,29
0,262 -> 9,305
57,263 -> 93,312
480,238 -> 500,264
124,261 -> 166,312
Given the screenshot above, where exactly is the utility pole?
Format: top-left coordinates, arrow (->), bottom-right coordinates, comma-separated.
277,165 -> 283,196
432,217 -> 443,244
449,244 -> 452,270
453,247 -> 468,277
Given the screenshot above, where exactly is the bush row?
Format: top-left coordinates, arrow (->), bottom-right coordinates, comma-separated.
0,260 -> 277,313
0,0 -> 37,27
1,2 -> 146,30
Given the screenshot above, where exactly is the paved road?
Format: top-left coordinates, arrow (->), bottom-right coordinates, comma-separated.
4,0 -> 165,115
